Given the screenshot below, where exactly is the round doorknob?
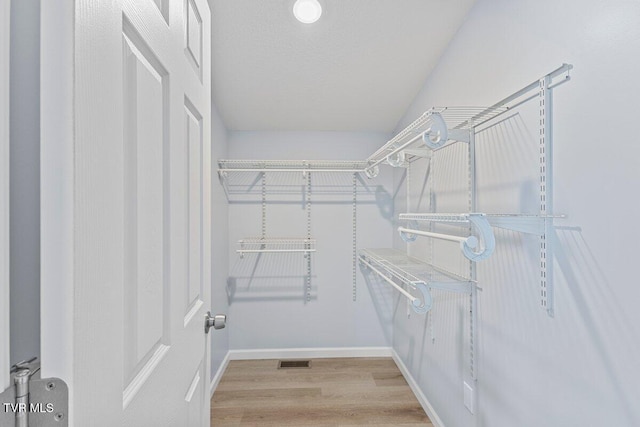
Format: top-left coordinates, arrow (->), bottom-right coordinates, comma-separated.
205,312 -> 227,333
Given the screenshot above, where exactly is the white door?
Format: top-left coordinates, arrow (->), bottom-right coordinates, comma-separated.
40,0 -> 212,426
1,0 -> 10,394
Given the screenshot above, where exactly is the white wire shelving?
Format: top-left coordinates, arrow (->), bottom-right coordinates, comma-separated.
397,213 -> 496,262
228,167 -> 321,301
218,63 -> 573,319
391,63 -> 573,318
236,238 -> 316,258
218,159 -> 369,174
359,248 -> 474,314
364,63 -> 573,177
218,159 -> 377,197
365,106 -> 509,172
368,64 -> 573,387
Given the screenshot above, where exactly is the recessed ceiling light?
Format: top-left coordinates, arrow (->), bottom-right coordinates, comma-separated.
293,0 -> 322,24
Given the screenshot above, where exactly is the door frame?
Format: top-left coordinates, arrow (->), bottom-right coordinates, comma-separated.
40,0 -> 74,393
1,0 -> 11,392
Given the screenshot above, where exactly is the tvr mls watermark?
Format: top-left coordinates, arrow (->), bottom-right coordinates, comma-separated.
3,402 -> 55,413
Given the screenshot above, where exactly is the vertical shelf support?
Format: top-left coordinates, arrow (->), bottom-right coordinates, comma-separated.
406,162 -> 412,318
468,128 -> 478,381
539,75 -> 554,317
352,173 -> 357,302
305,169 -> 312,302
261,172 -> 267,240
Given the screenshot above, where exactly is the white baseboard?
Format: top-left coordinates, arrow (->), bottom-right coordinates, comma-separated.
210,352 -> 230,398
228,346 -> 393,360
391,349 -> 445,427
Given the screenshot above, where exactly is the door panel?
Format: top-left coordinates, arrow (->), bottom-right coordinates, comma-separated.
185,98 -> 204,325
122,28 -> 170,392
185,362 -> 204,427
185,0 -> 203,79
40,0 -> 212,425
152,0 -> 170,23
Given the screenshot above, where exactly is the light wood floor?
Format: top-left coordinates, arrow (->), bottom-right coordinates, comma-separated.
211,357 -> 433,426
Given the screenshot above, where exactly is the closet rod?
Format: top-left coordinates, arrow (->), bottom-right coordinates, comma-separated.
219,168 -> 365,173
366,112 -> 448,169
366,132 -> 424,170
236,249 -> 317,254
397,226 -> 478,247
358,257 -> 419,304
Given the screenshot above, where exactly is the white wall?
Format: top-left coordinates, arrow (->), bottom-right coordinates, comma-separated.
225,131 -> 395,351
392,0 -> 640,426
210,101 -> 230,381
1,0 -> 12,391
9,0 -> 40,366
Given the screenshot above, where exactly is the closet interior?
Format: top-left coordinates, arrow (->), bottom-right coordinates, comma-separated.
217,64 -> 573,403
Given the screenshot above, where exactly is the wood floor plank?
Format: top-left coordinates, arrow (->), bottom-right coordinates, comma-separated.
213,387 -> 323,408
238,405 -> 429,426
211,357 -> 431,426
209,407 -> 243,426
372,370 -> 410,387
319,385 -> 419,402
339,424 -> 433,427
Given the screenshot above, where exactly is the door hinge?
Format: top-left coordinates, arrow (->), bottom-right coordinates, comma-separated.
0,358 -> 68,427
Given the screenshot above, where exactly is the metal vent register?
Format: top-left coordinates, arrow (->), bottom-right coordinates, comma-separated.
278,360 -> 311,369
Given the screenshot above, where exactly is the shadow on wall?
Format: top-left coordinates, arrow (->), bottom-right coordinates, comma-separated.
389,157 -> 432,228
473,225 -> 639,425
391,169 -> 406,224
374,185 -> 394,221
359,263 -> 400,344
226,252 -> 317,304
551,226 -> 638,424
483,108 -> 636,422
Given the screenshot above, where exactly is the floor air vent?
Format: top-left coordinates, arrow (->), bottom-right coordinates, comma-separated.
278,360 -> 311,369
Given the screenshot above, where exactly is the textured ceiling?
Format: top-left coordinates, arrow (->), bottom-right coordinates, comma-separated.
210,0 -> 477,131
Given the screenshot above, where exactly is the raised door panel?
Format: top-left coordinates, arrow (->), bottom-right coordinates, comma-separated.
185,0 -> 203,80
153,0 -> 170,23
185,362 -> 204,427
122,23 -> 171,406
184,98 -> 204,325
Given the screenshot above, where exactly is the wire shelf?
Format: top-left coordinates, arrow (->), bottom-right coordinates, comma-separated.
359,248 -> 474,293
359,248 -> 473,314
236,237 -> 316,257
399,212 -> 565,237
399,212 -> 476,223
432,106 -> 510,129
219,159 -> 369,173
218,169 -> 381,198
366,106 -> 509,168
